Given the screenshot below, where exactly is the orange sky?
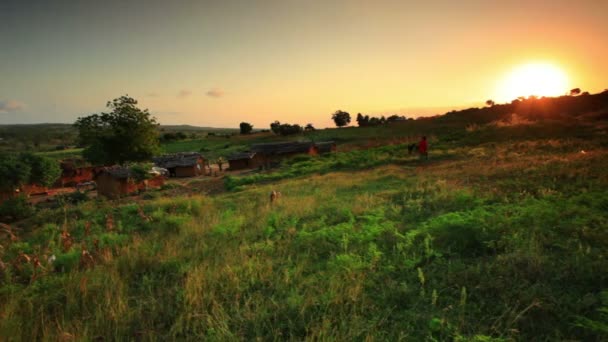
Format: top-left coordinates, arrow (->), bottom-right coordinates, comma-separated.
0,0 -> 607,128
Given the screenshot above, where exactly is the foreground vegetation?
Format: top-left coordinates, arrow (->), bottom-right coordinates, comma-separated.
1,112 -> 607,340
2,93 -> 608,340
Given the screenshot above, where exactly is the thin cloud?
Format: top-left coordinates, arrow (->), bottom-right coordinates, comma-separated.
0,100 -> 25,113
206,88 -> 224,98
146,92 -> 160,98
177,90 -> 192,98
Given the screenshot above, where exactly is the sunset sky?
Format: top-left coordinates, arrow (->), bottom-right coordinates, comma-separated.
1,0 -> 607,128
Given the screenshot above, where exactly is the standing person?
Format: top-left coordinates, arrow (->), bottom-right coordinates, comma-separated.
418,136 -> 428,159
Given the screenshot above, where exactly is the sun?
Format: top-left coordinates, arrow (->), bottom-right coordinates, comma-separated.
495,62 -> 569,102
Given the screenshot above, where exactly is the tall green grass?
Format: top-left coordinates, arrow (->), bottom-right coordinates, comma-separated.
1,124 -> 607,340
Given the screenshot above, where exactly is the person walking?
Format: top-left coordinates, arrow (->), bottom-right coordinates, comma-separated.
418,136 -> 428,159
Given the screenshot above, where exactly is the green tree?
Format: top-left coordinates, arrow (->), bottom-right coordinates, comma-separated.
74,95 -> 160,165
0,153 -> 59,191
240,122 -> 253,135
20,153 -> 61,187
332,110 -> 351,127
0,153 -> 31,191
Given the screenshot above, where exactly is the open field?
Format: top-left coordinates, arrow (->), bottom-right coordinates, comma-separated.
1,113 -> 607,341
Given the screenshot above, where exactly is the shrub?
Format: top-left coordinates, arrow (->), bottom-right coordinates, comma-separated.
0,195 -> 34,221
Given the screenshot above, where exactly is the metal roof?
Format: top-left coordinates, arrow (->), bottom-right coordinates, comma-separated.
153,152 -> 204,168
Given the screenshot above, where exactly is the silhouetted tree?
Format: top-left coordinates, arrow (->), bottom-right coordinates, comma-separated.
239,122 -> 253,135
386,115 -> 405,122
270,121 -> 281,134
356,113 -> 365,127
570,88 -> 581,96
278,123 -> 303,136
486,99 -> 495,107
305,123 -> 315,131
332,110 -> 351,127
74,95 -> 160,165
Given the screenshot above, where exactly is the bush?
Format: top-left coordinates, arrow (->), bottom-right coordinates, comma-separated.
58,191 -> 88,205
0,195 -> 34,221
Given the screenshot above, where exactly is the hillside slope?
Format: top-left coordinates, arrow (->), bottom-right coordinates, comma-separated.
2,113 -> 608,340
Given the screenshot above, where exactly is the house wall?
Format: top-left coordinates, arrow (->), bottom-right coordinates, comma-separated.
138,175 -> 165,190
175,166 -> 198,177
249,154 -> 264,168
174,158 -> 204,177
97,174 -> 164,199
228,159 -> 249,170
96,174 -> 130,199
230,154 -> 266,170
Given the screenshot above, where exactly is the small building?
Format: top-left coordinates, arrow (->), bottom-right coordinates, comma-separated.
96,167 -> 165,199
227,152 -> 264,170
153,152 -> 206,177
250,141 -> 319,168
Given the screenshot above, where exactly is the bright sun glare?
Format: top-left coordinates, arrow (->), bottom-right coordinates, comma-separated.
496,62 -> 569,102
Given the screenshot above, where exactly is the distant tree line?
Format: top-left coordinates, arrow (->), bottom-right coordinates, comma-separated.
160,131 -> 187,142
269,121 -> 304,136
356,113 -> 407,127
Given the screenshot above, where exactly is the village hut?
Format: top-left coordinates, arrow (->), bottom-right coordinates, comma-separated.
152,152 -> 205,177
95,167 -> 165,199
252,142 -> 318,166
227,152 -> 264,170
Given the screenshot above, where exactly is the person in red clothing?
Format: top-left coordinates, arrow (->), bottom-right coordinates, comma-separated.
418,136 -> 428,159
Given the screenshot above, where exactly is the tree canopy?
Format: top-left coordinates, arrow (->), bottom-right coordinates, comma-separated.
332,110 -> 351,127
356,113 -> 405,127
0,153 -> 61,191
270,121 -> 281,135
269,121 -> 303,136
240,122 -> 253,135
74,95 -> 160,165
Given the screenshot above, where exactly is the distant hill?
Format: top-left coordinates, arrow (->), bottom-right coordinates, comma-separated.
159,125 -> 238,132
435,90 -> 608,125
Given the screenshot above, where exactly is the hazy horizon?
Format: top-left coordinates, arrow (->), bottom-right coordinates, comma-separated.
1,0 -> 607,128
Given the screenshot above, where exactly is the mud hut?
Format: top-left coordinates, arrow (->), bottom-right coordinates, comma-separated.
96,167 -> 165,199
153,152 -> 205,177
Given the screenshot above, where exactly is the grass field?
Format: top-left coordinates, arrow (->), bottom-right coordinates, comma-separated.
1,113 -> 607,340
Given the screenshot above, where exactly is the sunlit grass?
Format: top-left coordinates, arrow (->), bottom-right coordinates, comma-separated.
1,122 -> 607,340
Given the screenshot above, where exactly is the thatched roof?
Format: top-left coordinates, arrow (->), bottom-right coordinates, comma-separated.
153,152 -> 203,168
227,152 -> 257,161
250,142 -> 315,155
98,167 -> 132,179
